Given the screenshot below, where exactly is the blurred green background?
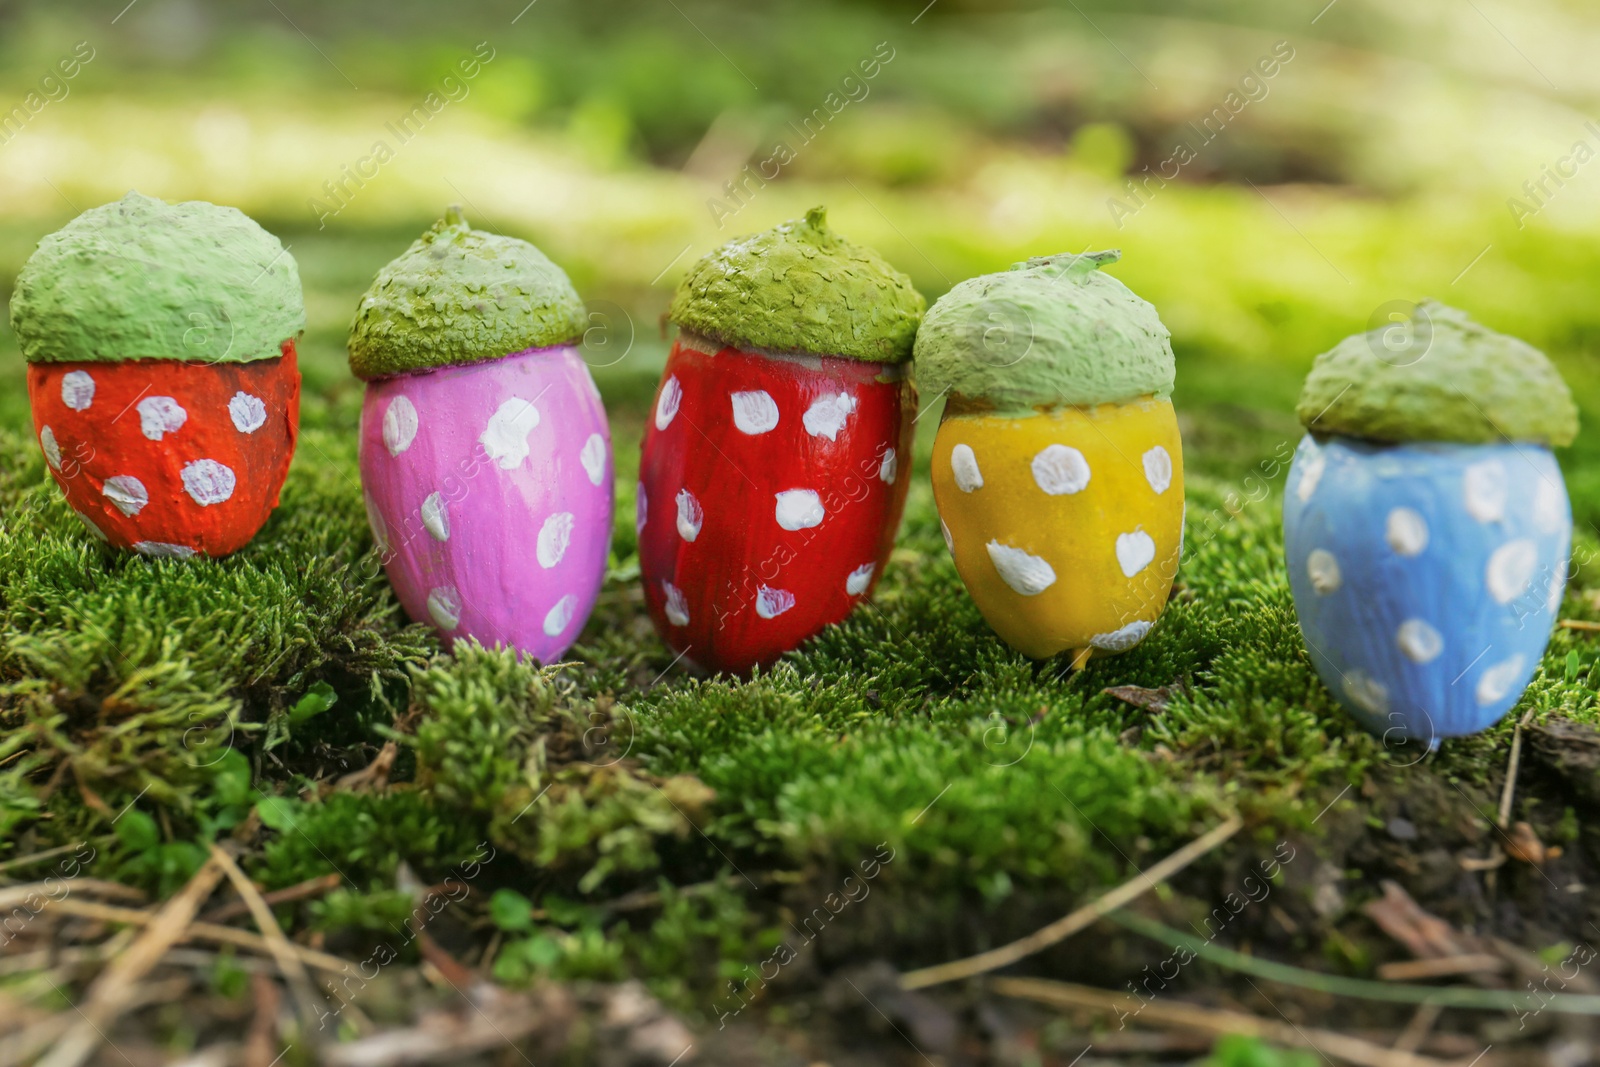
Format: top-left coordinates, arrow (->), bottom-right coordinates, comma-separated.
1,0 -> 1599,492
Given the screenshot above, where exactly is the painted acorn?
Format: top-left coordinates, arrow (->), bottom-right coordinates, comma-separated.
916,251 -> 1183,661
638,207 -> 924,674
350,207 -> 610,663
1284,301 -> 1577,742
11,192 -> 303,557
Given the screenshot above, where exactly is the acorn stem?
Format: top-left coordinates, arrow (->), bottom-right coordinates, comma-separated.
1023,249 -> 1121,281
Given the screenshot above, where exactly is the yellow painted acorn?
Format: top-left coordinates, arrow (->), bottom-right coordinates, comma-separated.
916,251 -> 1182,661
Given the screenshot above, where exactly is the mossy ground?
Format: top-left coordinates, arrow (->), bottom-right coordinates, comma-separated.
4,229 -> 1600,1062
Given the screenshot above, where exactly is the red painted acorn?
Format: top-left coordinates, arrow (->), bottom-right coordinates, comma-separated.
11,192 -> 303,558
638,207 -> 925,673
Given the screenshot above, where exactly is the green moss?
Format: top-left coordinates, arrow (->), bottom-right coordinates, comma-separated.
1296,300 -> 1578,445
669,206 -> 925,363
0,420 -> 432,858
347,207 -> 587,380
913,250 -> 1175,413
253,790 -> 486,890
9,192 -> 303,365
408,642 -> 716,892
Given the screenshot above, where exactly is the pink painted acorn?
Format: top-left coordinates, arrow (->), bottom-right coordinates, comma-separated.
349,207 -> 611,662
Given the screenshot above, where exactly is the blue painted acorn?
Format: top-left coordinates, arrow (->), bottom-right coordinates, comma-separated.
1284,301 -> 1578,743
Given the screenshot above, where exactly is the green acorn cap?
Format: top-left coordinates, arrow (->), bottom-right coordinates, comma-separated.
9,191 -> 304,365
1296,300 -> 1577,446
668,206 -> 925,363
913,250 -> 1175,413
347,207 -> 587,380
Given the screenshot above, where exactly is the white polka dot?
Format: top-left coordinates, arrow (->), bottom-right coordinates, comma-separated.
1091,619 -> 1152,651
364,489 -> 389,553
1486,539 -> 1538,604
1142,446 -> 1173,494
636,481 -> 648,534
480,397 -> 541,470
181,459 -> 236,506
676,489 -> 703,542
1115,529 -> 1157,578
75,511 -> 107,541
846,562 -> 876,596
230,392 -> 267,434
537,511 -> 575,568
879,448 -> 897,485
136,396 -> 187,441
1464,461 -> 1506,523
663,581 -> 690,626
775,489 -> 825,531
986,540 -> 1057,596
1534,478 -> 1567,534
655,375 -> 682,430
1342,670 -> 1389,715
940,519 -> 954,555
730,390 -> 780,435
1385,508 -> 1428,557
103,475 -> 148,516
1396,619 -> 1443,664
134,541 -> 197,560
580,433 -> 607,486
1296,445 -> 1325,502
39,426 -> 61,470
1306,548 -> 1342,594
755,585 -> 796,619
383,396 -> 419,456
1476,654 -> 1525,706
803,392 -> 857,441
1031,444 -> 1091,496
60,371 -> 95,411
427,586 -> 462,631
543,594 -> 577,637
950,444 -> 983,492
421,492 -> 450,542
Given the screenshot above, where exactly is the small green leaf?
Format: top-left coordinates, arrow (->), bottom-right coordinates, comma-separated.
290,681 -> 339,725
255,796 -> 300,832
212,748 -> 252,810
491,950 -> 530,985
489,888 -> 535,932
210,949 -> 249,998
522,933 -> 563,969
114,808 -> 159,851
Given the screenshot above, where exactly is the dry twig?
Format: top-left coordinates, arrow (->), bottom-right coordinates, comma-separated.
34,852 -> 226,1067
202,872 -> 342,923
38,897 -> 358,977
245,972 -> 282,1067
899,815 -> 1243,989
0,879 -> 144,911
209,844 -> 327,1028
1497,709 -> 1534,830
1377,956 -> 1506,981
993,976 -> 1463,1067
1392,1002 -> 1445,1057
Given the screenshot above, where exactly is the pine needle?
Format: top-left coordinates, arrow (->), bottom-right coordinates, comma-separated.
1110,910 -> 1600,1015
